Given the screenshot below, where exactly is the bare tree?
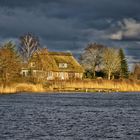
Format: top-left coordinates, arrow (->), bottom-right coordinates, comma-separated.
133,63 -> 140,80
103,48 -> 121,80
80,43 -> 105,77
19,33 -> 40,62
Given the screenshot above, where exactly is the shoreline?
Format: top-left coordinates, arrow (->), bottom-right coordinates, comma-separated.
0,88 -> 140,94
1,90 -> 140,95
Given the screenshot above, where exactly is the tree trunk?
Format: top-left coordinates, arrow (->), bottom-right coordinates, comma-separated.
93,70 -> 96,78
108,71 -> 111,80
93,66 -> 96,78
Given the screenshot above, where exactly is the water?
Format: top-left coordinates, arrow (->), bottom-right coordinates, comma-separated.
0,93 -> 140,140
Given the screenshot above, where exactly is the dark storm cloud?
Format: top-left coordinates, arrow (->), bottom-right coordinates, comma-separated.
0,0 -> 140,68
1,0 -> 140,20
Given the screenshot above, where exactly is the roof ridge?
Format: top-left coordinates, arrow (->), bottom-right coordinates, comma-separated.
49,51 -> 72,56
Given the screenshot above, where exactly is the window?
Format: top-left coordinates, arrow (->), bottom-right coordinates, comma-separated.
47,72 -> 53,80
48,72 -> 53,77
21,70 -> 29,77
30,62 -> 35,67
23,72 -> 26,77
59,63 -> 68,68
59,72 -> 65,80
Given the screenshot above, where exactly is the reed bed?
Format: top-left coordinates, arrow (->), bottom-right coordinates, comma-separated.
52,79 -> 140,92
0,83 -> 45,94
0,86 -> 17,94
0,80 -> 140,94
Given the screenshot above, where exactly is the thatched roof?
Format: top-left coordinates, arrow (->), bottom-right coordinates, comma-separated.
21,62 -> 29,69
29,49 -> 58,71
49,52 -> 84,73
49,52 -> 72,56
29,49 -> 84,73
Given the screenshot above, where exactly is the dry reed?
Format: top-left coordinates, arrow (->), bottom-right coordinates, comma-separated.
52,79 -> 140,92
0,83 -> 45,94
0,80 -> 140,94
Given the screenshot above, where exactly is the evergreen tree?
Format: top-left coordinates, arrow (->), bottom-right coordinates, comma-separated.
0,41 -> 21,86
119,48 -> 129,79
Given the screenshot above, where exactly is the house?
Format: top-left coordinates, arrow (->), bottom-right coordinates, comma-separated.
21,49 -> 84,80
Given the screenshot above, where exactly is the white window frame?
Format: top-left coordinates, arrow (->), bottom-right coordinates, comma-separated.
59,63 -> 68,68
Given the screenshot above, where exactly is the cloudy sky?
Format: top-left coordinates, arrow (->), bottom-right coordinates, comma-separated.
0,0 -> 140,69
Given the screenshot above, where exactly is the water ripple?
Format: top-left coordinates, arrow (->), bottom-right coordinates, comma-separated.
0,93 -> 140,140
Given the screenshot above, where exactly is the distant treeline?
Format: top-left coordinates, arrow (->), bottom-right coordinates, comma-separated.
79,43 -> 129,80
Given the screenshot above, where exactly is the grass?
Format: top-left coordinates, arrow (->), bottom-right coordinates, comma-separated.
0,79 -> 140,94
